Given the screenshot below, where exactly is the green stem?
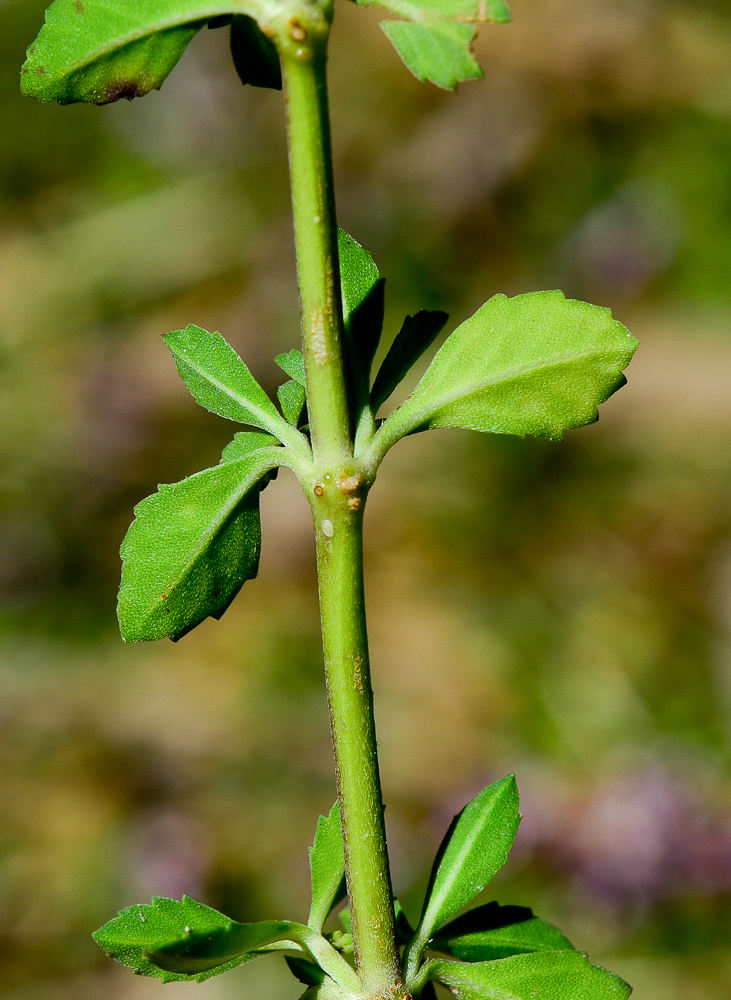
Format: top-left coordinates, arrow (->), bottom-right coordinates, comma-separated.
276,3 -> 352,468
313,493 -> 402,996
273,6 -> 403,992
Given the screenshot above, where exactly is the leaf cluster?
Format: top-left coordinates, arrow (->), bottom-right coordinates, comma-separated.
94,779 -> 631,998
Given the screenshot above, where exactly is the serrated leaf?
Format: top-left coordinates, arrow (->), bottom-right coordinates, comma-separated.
379,292 -> 638,450
338,229 -> 385,384
278,380 -> 307,427
381,20 -> 481,90
164,324 -> 288,438
118,448 -> 280,642
371,310 -> 448,410
426,951 -> 632,1000
230,14 -> 281,90
275,349 -> 306,387
430,902 -> 574,961
405,776 -> 520,977
21,1 -> 275,105
308,803 -> 346,932
221,431 -> 278,461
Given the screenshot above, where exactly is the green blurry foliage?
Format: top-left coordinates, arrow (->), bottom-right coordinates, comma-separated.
1,0 -> 731,998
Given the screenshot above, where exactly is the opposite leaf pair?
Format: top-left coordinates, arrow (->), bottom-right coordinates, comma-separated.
94,776 -> 630,998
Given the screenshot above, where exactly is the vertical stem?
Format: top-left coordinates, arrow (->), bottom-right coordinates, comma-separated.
314,496 -> 402,995
273,6 -> 403,992
278,8 -> 351,468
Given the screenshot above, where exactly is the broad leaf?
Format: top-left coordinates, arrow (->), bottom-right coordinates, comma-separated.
164,324 -> 288,438
275,349 -> 306,387
430,902 -> 574,961
426,951 -> 632,1000
21,1 -> 277,105
381,20 -> 481,90
380,291 -> 638,448
278,380 -> 307,427
370,309 -> 448,410
308,802 -> 347,932
118,448 -> 280,642
230,14 -> 281,90
338,229 -> 385,384
406,776 -> 520,975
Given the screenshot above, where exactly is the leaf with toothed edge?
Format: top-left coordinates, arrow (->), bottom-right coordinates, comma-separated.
21,0 -> 281,105
308,802 -> 346,932
275,349 -> 307,387
278,379 -> 307,426
338,228 -> 385,388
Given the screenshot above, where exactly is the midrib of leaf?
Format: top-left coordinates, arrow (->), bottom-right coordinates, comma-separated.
141,449 -> 280,609
175,352 -> 300,445
385,345 -> 623,439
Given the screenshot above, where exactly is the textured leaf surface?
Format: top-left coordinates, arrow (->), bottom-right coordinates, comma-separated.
278,380 -> 307,426
21,1 -> 276,105
230,14 -> 281,89
308,803 -> 346,932
164,324 -> 286,436
118,448 -> 280,641
92,895 -> 270,983
338,229 -> 384,382
221,431 -> 278,461
383,291 -> 638,444
428,951 -> 632,1000
430,902 -> 574,961
407,776 -> 520,972
381,20 -> 481,89
371,309 -> 448,410
275,349 -> 307,387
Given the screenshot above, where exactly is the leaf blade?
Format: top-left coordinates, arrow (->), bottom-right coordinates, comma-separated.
430,902 -> 574,961
338,228 -> 385,383
427,951 -> 632,1000
381,20 -> 482,91
370,309 -> 448,411
308,802 -> 347,932
117,448 -> 281,642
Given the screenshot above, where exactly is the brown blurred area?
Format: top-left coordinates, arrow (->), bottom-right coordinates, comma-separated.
1,1 -> 730,997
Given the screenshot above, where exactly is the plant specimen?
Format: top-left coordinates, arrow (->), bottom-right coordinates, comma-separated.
21,2 -> 638,998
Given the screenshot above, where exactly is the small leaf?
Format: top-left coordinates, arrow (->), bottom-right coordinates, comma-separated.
278,380 -> 307,427
430,902 -> 574,961
164,324 -> 288,438
230,14 -> 282,90
426,951 -> 632,1000
308,803 -> 347,932
370,310 -> 448,411
381,20 -> 481,90
380,292 -> 638,450
394,899 -> 416,945
118,448 -> 280,642
275,349 -> 306,387
338,229 -> 385,384
286,956 -> 328,987
221,432 -> 278,462
92,895 -> 269,984
21,1 -> 270,105
405,776 -> 520,976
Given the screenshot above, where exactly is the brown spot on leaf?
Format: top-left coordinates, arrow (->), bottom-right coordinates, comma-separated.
36,66 -> 46,75
75,0 -> 84,12
103,80 -> 147,103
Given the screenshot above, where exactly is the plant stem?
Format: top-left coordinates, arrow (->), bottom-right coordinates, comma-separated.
274,4 -> 403,994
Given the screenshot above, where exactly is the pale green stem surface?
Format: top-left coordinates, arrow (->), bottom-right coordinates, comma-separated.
274,4 -> 403,995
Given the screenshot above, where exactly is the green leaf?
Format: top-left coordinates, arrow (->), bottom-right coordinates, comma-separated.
308,802 -> 347,932
286,956 -> 328,987
430,902 -> 574,961
164,324 -> 288,438
118,448 -> 280,642
381,20 -> 481,90
338,229 -> 385,384
370,309 -> 448,411
275,349 -> 307,386
92,895 -> 275,983
405,776 -> 520,977
221,431 -> 278,461
21,1 -> 277,105
278,379 -> 308,427
426,951 -> 632,1000
394,899 -> 416,945
230,14 -> 281,90
360,1 -> 510,22
380,291 -> 638,449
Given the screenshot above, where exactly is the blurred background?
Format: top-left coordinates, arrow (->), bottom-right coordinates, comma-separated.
1,0 -> 730,997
